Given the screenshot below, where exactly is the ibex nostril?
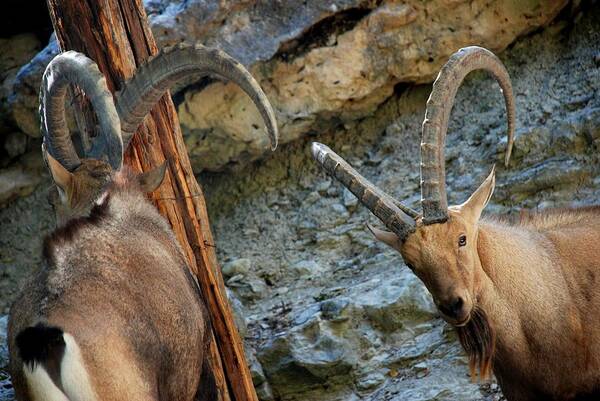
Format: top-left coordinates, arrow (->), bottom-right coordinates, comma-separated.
450,297 -> 464,316
439,297 -> 465,319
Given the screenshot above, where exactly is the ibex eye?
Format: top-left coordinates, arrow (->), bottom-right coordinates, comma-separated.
458,235 -> 467,247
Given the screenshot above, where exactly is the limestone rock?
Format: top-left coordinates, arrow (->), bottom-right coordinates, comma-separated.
176,0 -> 568,170
145,0 -> 368,66
222,257 -> 252,278
12,0 -> 568,170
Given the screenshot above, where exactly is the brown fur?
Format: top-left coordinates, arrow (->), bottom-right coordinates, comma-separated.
372,169 -> 600,400
9,164 -> 217,401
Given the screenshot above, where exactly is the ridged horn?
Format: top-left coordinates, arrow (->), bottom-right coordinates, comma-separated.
115,43 -> 278,151
421,46 -> 515,225
40,51 -> 123,171
312,142 -> 416,241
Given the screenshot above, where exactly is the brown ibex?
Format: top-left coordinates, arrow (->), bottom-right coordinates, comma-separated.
312,46 -> 600,400
8,44 -> 278,401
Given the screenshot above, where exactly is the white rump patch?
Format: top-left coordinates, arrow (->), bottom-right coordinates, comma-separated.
60,333 -> 98,401
23,364 -> 69,401
23,333 -> 98,401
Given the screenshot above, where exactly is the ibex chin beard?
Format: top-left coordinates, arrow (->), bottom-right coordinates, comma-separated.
455,307 -> 496,381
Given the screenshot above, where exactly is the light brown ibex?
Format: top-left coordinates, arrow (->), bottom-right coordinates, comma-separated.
312,46 -> 600,400
8,44 -> 278,401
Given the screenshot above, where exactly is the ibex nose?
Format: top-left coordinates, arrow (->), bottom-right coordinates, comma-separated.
438,296 -> 467,322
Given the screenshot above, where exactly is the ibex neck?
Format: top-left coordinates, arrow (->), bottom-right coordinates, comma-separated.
474,219 -> 576,376
475,220 -> 565,312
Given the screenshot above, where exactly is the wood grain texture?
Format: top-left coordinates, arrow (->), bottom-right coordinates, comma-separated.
46,1 -> 257,400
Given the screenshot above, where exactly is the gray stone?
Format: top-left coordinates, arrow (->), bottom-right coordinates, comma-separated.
3,132 -> 27,159
315,179 -> 331,194
226,274 -> 268,301
355,371 -> 386,391
342,188 -> 358,210
9,35 -> 58,138
289,260 -> 324,278
303,191 -> 321,206
227,289 -> 248,338
0,165 -> 42,207
0,316 -> 13,401
354,275 -> 436,332
0,33 -> 41,137
222,258 -> 252,278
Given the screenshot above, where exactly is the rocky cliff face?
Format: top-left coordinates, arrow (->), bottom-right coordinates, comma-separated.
2,0 -> 568,172
1,1 -> 599,401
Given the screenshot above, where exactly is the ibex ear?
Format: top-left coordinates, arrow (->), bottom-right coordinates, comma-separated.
366,223 -> 401,250
138,162 -> 167,193
46,151 -> 73,200
459,165 -> 495,223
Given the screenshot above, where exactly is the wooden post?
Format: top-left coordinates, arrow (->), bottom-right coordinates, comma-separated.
45,1 -> 259,401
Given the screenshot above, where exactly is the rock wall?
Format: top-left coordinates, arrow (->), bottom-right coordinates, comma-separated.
3,0 -> 568,172
1,2 -> 599,401
200,6 -> 600,400
175,0 -> 569,170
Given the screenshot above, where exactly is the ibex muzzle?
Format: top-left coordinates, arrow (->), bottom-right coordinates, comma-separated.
313,47 -> 600,400
9,44 -> 278,401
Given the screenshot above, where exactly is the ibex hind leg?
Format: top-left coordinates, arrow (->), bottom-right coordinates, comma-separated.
16,324 -> 98,401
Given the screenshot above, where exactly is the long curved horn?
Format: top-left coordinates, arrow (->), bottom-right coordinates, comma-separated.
421,46 -> 515,225
115,43 -> 278,151
312,142 -> 416,241
40,51 -> 123,171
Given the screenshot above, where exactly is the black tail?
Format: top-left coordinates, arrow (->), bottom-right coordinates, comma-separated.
195,355 -> 219,401
15,323 -> 66,370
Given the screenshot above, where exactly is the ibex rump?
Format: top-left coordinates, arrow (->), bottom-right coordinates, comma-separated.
8,44 -> 278,401
313,46 -> 600,400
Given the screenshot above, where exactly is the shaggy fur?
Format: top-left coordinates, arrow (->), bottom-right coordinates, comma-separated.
456,306 -> 496,380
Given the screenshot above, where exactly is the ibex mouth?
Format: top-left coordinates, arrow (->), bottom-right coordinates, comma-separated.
437,302 -> 472,327
438,311 -> 471,327
454,315 -> 471,327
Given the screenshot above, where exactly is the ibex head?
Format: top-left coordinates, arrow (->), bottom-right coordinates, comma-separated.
368,167 -> 496,326
40,44 -> 278,226
45,152 -> 167,226
313,47 -> 515,328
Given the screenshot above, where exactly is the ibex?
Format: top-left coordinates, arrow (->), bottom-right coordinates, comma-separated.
8,44 -> 278,401
313,46 -> 600,400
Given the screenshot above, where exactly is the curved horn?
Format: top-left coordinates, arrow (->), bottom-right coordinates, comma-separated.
40,51 -> 123,171
420,46 -> 515,225
312,142 -> 416,241
115,43 -> 278,151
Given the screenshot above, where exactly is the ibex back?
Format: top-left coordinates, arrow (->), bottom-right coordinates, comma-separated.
10,164 -> 215,401
8,43 -> 278,401
313,46 -> 600,400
